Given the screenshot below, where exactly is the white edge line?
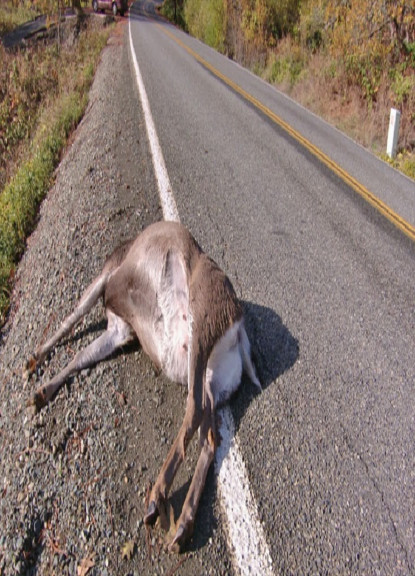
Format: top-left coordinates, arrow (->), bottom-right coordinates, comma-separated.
128,18 -> 179,223
128,17 -> 273,576
216,406 -> 274,576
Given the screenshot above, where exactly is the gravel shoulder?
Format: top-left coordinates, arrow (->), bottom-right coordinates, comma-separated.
0,20 -> 231,576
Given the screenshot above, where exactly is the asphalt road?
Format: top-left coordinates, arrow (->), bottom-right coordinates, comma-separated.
128,1 -> 415,574
2,4 -> 413,575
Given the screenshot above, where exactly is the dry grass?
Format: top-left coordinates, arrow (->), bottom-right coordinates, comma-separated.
161,0 -> 415,179
0,10 -> 112,324
262,42 -> 415,178
0,1 -> 40,36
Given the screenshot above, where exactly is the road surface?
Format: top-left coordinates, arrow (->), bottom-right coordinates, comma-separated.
1,3 -> 414,575
128,1 -> 415,573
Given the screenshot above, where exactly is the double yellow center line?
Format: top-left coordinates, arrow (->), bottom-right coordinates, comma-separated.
157,25 -> 415,243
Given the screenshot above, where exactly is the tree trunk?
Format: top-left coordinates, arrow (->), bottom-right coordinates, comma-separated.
72,0 -> 84,15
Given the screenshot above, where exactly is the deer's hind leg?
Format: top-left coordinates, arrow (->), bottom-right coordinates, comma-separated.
28,311 -> 134,412
144,389 -> 204,529
168,392 -> 217,552
144,332 -> 215,551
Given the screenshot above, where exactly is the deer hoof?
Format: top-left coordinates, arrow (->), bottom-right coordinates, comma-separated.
168,523 -> 191,553
26,390 -> 47,413
23,355 -> 37,381
143,500 -> 159,525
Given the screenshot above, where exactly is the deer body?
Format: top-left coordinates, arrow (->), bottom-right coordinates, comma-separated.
26,221 -> 260,551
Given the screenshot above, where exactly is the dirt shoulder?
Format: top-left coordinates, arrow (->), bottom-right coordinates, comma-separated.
0,20 -> 231,576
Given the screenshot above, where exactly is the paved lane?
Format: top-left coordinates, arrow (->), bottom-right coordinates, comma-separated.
129,3 -> 415,573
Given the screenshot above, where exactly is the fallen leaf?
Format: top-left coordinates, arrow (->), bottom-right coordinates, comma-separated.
117,391 -> 127,406
77,552 -> 95,576
161,501 -> 178,548
121,539 -> 135,560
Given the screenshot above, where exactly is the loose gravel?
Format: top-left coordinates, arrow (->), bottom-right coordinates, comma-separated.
0,19 -> 233,576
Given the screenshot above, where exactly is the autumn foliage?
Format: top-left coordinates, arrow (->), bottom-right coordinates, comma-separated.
164,0 -> 415,170
325,0 -> 414,100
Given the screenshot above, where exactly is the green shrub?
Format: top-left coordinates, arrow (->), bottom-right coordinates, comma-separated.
391,70 -> 415,106
160,0 -> 186,29
184,0 -> 226,52
264,41 -> 305,87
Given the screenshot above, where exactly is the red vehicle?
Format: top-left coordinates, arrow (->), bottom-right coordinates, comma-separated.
92,0 -> 128,16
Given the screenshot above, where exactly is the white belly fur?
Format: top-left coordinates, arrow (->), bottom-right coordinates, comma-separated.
159,290 -> 258,406
154,248 -> 256,401
161,318 -> 246,404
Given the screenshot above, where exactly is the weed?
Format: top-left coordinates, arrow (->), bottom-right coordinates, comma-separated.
382,150 -> 415,180
264,39 -> 305,87
391,70 -> 415,106
0,1 -> 40,36
401,154 -> 415,180
0,14 -> 111,325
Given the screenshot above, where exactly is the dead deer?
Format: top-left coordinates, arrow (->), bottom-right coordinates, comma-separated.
25,220 -> 261,551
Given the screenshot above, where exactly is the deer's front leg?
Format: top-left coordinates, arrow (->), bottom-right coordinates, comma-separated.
27,312 -> 133,412
24,274 -> 108,380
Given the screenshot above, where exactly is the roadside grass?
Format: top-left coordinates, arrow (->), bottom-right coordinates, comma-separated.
258,37 -> 415,180
0,13 -> 111,326
287,67 -> 415,179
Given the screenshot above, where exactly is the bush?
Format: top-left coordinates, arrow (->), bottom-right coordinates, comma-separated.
184,0 -> 226,52
160,0 -> 186,29
264,38 -> 305,86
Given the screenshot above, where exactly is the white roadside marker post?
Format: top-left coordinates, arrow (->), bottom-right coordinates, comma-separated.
387,108 -> 401,159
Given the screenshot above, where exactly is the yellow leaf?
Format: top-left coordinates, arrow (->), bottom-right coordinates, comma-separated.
121,539 -> 135,560
77,552 -> 96,576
